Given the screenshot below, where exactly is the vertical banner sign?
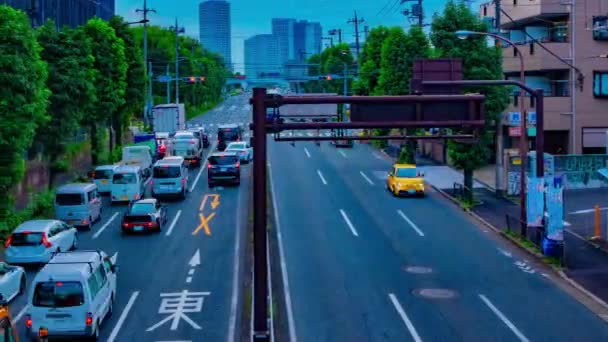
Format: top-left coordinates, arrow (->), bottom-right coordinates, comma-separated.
526,177 -> 544,227
545,183 -> 565,241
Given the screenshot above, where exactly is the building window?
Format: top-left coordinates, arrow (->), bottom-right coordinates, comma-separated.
593,16 -> 608,41
593,71 -> 608,98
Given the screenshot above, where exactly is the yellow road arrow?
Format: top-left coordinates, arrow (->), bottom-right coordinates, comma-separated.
199,194 -> 220,211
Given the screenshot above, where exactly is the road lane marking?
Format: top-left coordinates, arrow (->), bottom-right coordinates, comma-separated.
479,294 -> 529,342
93,212 -> 119,239
268,164 -> 298,342
165,210 -> 182,236
360,171 -> 375,185
304,147 -> 311,158
107,291 -> 140,342
228,187 -> 244,342
397,210 -> 425,237
388,293 -> 422,342
338,150 -> 347,158
192,213 -> 215,235
339,209 -> 359,237
189,142 -> 217,192
14,304 -> 29,323
200,194 -> 221,211
317,170 -> 327,185
570,207 -> 608,214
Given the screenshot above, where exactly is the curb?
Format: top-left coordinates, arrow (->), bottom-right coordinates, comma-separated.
430,183 -> 608,312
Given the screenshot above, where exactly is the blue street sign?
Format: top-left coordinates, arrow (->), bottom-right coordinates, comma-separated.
157,76 -> 172,82
527,112 -> 536,124
508,112 -> 521,125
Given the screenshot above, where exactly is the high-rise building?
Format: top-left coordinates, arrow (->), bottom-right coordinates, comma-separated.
293,20 -> 322,62
480,0 -> 608,155
3,0 -> 115,27
244,34 -> 280,78
199,0 -> 232,69
272,18 -> 296,66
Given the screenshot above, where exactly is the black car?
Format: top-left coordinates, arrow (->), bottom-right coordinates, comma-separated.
207,152 -> 240,187
217,125 -> 242,151
121,199 -> 167,233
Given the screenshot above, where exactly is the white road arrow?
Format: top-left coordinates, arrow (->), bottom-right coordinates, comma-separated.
497,248 -> 512,258
111,252 -> 118,265
189,249 -> 201,267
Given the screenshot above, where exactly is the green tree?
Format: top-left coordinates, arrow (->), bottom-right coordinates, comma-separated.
0,5 -> 50,219
109,16 -> 145,149
353,26 -> 390,95
303,44 -> 354,95
37,21 -> 96,187
430,0 -> 509,202
83,18 -> 128,164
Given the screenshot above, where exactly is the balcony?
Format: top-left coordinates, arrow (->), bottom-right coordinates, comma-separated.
502,41 -> 570,73
480,0 -> 569,29
503,96 -> 571,131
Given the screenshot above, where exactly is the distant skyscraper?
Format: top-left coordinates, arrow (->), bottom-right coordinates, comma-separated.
272,18 -> 296,66
3,0 -> 115,27
199,0 -> 232,69
244,34 -> 279,78
293,20 -> 322,62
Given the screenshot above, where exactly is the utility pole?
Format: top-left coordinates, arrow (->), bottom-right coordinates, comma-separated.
347,11 -> 364,73
171,18 -> 185,104
136,0 -> 156,124
401,0 -> 423,27
329,29 -> 342,43
323,36 -> 333,48
166,64 -> 171,103
364,25 -> 369,41
494,0 -> 505,197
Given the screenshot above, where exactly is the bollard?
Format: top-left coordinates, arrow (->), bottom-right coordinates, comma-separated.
594,205 -> 601,240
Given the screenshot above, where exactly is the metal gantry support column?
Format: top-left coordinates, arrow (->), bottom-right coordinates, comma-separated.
252,88 -> 270,342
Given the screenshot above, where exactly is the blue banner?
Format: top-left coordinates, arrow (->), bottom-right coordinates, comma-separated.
526,177 -> 544,227
545,183 -> 565,241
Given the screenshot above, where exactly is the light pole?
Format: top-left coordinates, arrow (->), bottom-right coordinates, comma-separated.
171,19 -> 185,104
455,30 -> 528,231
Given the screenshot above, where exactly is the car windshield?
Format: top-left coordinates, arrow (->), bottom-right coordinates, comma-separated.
94,169 -> 112,179
10,232 -> 43,246
396,168 -> 417,178
130,203 -> 155,214
228,143 -> 246,149
113,173 -> 136,184
174,134 -> 194,140
33,281 -> 84,307
218,129 -> 239,141
55,193 -> 83,205
153,166 -> 181,178
208,155 -> 238,165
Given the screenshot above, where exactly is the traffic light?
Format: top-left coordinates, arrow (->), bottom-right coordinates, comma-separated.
199,76 -> 206,81
317,75 -> 332,80
188,76 -> 196,83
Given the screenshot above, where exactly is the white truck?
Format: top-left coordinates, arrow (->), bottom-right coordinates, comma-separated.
119,145 -> 153,177
152,103 -> 186,133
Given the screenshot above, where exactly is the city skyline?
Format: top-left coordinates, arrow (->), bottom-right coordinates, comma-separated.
199,0 -> 232,69
116,0 -> 472,73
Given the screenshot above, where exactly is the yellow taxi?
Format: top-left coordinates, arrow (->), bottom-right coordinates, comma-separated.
0,297 -> 18,341
386,163 -> 425,197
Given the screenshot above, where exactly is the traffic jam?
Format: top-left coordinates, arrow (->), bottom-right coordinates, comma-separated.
0,103 -> 251,341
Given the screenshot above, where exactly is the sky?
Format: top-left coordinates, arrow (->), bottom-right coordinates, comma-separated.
117,0 -> 486,73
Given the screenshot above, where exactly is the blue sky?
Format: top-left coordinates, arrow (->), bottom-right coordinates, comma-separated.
117,0 -> 485,73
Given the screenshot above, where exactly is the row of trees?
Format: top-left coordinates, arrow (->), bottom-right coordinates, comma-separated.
0,5 -> 227,220
307,1 -> 509,194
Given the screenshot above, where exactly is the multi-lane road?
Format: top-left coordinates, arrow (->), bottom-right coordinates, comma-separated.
8,92 -> 608,341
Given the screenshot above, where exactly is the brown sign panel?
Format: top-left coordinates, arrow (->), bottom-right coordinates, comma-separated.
279,93 -> 338,117
411,58 -> 463,95
350,97 -> 484,123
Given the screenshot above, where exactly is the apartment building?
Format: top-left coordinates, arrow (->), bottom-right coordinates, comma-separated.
480,0 -> 608,155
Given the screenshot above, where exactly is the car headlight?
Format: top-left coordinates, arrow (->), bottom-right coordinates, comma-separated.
396,182 -> 401,187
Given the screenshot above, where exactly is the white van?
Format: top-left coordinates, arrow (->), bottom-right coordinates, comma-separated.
54,183 -> 102,230
25,250 -> 117,341
110,165 -> 145,203
92,165 -> 118,194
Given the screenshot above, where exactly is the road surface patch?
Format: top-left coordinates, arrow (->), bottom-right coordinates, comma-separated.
404,266 -> 433,274
412,288 -> 458,300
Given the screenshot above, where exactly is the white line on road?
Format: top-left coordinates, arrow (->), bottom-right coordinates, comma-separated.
304,147 -> 311,158
373,152 -> 384,160
479,294 -> 529,342
388,293 -> 422,342
360,171 -> 374,185
165,210 -> 182,236
107,291 -> 140,342
268,164 -> 298,342
186,277 -> 192,283
317,170 -> 327,185
228,184 -> 244,342
339,209 -> 359,237
338,150 -> 347,158
189,142 -> 216,192
144,176 -> 152,187
570,207 -> 608,215
397,210 -> 425,237
93,212 -> 119,239
14,304 -> 29,323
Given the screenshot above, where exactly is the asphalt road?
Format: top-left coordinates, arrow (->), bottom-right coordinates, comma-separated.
268,136 -> 608,341
7,94 -> 252,341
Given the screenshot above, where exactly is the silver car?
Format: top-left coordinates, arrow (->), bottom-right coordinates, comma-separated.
4,220 -> 78,264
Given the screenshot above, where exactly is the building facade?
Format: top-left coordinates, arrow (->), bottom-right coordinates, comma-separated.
199,0 -> 232,69
480,0 -> 608,155
244,34 -> 280,78
272,18 -> 296,67
2,0 -> 114,27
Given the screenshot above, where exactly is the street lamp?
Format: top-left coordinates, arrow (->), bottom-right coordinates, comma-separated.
455,30 -> 529,232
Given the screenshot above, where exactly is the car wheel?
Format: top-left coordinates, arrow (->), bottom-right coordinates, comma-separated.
181,189 -> 186,199
87,217 -> 93,231
156,219 -> 162,233
90,321 -> 100,341
19,276 -> 26,295
71,235 -> 78,250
